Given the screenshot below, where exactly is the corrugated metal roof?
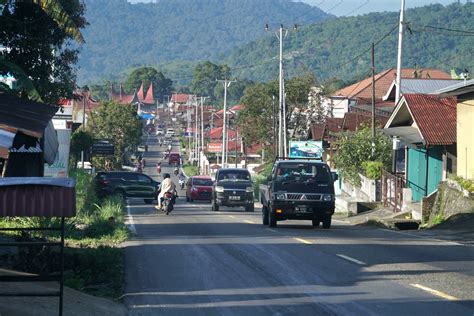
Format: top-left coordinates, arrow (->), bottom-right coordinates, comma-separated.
0,178 -> 76,217
404,94 -> 457,146
0,93 -> 58,138
435,79 -> 474,96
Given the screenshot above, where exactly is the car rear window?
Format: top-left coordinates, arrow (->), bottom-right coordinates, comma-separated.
169,154 -> 180,159
275,163 -> 331,183
193,178 -> 213,186
217,170 -> 250,181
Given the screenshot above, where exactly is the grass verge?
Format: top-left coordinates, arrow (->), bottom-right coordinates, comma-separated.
183,164 -> 198,177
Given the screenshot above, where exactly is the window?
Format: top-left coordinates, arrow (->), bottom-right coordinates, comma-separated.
193,178 -> 213,186
137,175 -> 151,183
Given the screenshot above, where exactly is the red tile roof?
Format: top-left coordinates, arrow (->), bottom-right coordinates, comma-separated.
171,93 -> 192,103
342,112 -> 387,132
231,104 -> 245,111
334,68 -> 451,102
310,123 -> 325,141
209,127 -> 237,139
137,83 -> 145,101
403,94 -> 456,146
143,82 -> 155,104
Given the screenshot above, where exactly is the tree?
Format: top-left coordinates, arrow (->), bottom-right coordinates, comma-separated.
124,67 -> 173,102
191,61 -> 230,99
0,0 -> 86,103
237,82 -> 277,157
89,101 -> 142,169
70,129 -> 93,168
332,126 -> 392,186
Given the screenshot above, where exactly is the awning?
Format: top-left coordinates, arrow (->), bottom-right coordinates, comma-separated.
382,126 -> 424,145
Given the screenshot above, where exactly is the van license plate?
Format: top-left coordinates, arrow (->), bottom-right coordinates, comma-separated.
229,196 -> 240,201
296,207 -> 308,212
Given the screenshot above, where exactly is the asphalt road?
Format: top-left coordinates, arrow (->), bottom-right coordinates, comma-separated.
122,136 -> 474,315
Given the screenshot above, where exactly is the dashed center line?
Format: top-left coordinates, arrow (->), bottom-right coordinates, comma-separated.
125,202 -> 137,235
410,284 -> 459,301
336,254 -> 366,265
243,220 -> 255,224
228,215 -> 236,219
293,237 -> 313,244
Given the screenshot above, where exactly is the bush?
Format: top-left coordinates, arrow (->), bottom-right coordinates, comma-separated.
363,161 -> 384,180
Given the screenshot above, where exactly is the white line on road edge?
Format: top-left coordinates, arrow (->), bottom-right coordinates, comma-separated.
266,228 -> 277,233
294,237 -> 312,244
125,201 -> 137,235
228,215 -> 236,219
243,220 -> 255,224
336,254 -> 366,265
410,284 -> 459,301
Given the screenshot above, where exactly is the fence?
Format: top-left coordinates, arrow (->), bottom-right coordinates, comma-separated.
381,169 -> 405,212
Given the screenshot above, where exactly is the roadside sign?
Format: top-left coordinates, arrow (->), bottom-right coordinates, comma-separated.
92,139 -> 115,156
207,143 -> 222,153
289,141 -> 323,159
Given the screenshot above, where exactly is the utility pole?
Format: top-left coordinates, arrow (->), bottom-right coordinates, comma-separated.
217,78 -> 236,168
266,23 -> 296,157
199,96 -> 208,174
272,95 -> 277,156
371,42 -> 376,140
81,91 -> 86,169
395,0 -> 405,103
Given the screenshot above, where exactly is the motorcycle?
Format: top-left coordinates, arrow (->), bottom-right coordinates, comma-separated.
174,167 -> 179,175
156,165 -> 161,174
179,178 -> 185,190
161,191 -> 176,215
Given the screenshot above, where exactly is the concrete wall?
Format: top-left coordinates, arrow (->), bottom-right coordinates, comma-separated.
341,173 -> 378,202
422,180 -> 474,224
457,98 -> 474,180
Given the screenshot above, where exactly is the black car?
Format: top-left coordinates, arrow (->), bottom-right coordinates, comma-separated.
95,171 -> 160,204
212,168 -> 254,212
260,159 -> 337,228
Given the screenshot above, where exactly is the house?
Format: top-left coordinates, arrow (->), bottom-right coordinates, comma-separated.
436,79 -> 474,180
323,68 -> 451,119
384,94 -> 457,201
0,93 -> 58,177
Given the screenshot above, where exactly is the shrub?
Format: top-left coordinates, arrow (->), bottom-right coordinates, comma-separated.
363,161 -> 384,180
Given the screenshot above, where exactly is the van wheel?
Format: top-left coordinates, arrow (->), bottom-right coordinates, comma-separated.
269,210 -> 277,228
262,206 -> 269,225
322,216 -> 332,229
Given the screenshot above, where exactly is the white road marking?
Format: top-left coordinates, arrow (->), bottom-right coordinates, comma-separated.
410,284 -> 459,301
243,220 -> 255,224
266,228 -> 277,233
125,201 -> 137,235
379,228 -> 463,246
336,254 -> 366,265
293,237 -> 312,244
228,215 -> 236,219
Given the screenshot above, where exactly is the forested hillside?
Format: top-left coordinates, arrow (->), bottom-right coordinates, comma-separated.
78,0 -> 330,84
226,3 -> 473,83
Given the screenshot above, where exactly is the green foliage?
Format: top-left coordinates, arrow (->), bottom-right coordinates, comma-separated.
452,176 -> 474,193
124,66 -> 173,101
363,161 -> 384,180
88,101 -> 142,169
183,164 -> 198,177
0,0 -> 86,103
77,0 -> 329,84
191,61 -> 230,100
431,212 -> 445,226
333,126 -> 392,186
70,129 -> 94,168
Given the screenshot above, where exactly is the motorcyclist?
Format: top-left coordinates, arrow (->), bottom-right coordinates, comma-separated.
156,162 -> 161,174
156,173 -> 176,210
174,166 -> 179,175
168,144 -> 172,152
178,173 -> 186,189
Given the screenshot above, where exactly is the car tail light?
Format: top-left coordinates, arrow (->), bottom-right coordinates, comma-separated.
164,192 -> 173,198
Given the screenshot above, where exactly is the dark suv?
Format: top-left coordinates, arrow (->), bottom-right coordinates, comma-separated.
95,171 -> 160,204
212,168 -> 254,212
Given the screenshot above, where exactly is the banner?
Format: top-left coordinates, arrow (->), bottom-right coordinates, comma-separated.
207,143 -> 222,153
289,141 -> 323,159
44,129 -> 71,177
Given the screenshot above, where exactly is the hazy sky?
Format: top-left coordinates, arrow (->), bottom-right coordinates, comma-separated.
126,0 -> 460,16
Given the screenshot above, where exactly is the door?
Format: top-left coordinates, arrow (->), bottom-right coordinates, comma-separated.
136,174 -> 155,198
407,148 -> 427,202
122,173 -> 139,197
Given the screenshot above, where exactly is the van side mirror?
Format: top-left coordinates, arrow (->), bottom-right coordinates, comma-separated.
333,173 -> 339,182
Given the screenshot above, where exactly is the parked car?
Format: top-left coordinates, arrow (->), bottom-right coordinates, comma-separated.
259,159 -> 337,228
168,152 -> 181,165
186,176 -> 213,202
95,171 -> 160,204
212,168 -> 254,212
155,129 -> 164,136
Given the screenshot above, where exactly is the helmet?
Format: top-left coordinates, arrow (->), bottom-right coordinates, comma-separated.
163,173 -> 170,179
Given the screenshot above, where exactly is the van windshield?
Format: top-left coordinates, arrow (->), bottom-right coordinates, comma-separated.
218,171 -> 250,181
274,163 -> 331,183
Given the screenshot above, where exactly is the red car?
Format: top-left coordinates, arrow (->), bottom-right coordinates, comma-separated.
168,152 -> 181,165
186,176 -> 213,202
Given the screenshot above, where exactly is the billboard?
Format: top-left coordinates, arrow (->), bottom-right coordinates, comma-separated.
289,141 -> 323,159
44,129 -> 71,177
